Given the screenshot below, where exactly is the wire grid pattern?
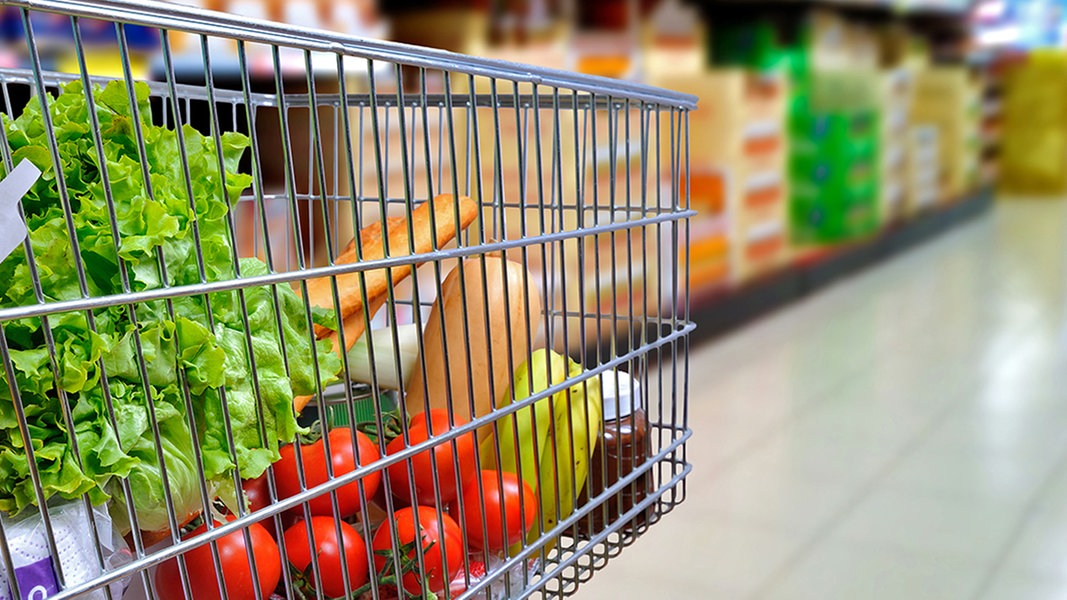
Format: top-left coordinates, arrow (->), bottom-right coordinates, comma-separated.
0,1 -> 696,598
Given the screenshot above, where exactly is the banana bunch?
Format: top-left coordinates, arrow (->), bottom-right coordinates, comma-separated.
479,349 -> 603,554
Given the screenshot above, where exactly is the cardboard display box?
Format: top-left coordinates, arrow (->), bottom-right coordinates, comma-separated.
651,69 -> 790,284
911,67 -> 982,201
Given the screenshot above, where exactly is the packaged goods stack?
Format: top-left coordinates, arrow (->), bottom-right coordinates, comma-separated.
656,69 -> 789,285
726,72 -> 790,283
907,124 -> 941,211
910,67 -> 983,203
641,0 -> 708,79
709,12 -> 885,248
264,0 -> 994,334
876,23 -> 930,218
711,18 -> 790,73
385,0 -> 484,55
493,0 -> 997,330
965,79 -> 985,192
703,21 -> 796,281
646,2 -> 736,295
999,50 -> 1067,196
879,68 -> 913,224
570,1 -> 639,79
788,13 -> 882,245
790,71 -> 882,245
653,152 -> 733,304
977,57 -> 1005,188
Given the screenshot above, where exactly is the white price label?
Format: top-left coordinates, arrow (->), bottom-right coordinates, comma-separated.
0,159 -> 40,263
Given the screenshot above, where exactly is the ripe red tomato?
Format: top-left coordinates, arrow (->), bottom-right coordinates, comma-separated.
155,515 -> 281,600
459,470 -> 538,552
241,475 -> 289,539
274,428 -> 381,518
385,410 -> 476,505
371,506 -> 464,595
242,474 -> 272,513
283,516 -> 369,597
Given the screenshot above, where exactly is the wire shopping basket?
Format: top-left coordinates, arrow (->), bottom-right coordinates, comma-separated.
0,1 -> 696,598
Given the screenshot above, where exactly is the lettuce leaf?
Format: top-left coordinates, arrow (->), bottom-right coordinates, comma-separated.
0,80 -> 341,532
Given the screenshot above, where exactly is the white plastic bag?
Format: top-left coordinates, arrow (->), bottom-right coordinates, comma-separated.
0,501 -> 131,600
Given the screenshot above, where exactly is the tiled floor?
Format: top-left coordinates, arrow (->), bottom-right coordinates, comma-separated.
579,198 -> 1067,600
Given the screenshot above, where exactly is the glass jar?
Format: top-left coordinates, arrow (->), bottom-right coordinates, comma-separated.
574,370 -> 650,537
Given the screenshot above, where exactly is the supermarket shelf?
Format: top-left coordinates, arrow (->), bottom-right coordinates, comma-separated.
687,185 -> 995,343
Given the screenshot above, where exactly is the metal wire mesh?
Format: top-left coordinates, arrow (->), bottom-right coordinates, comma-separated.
0,1 -> 695,598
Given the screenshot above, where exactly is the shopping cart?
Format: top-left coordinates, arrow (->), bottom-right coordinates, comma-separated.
0,1 -> 696,598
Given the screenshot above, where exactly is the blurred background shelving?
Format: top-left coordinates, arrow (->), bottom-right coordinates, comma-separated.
5,0 -> 1066,345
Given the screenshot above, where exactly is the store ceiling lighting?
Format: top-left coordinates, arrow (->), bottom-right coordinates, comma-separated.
976,23 -> 1021,45
973,0 -> 1007,20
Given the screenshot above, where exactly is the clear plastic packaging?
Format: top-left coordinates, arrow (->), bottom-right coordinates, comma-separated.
448,555 -> 541,600
0,501 -> 131,600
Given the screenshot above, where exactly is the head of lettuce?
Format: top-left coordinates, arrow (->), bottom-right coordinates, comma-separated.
0,80 -> 341,534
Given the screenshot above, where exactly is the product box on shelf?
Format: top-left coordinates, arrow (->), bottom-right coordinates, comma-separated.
803,9 -> 880,73
906,124 -> 941,212
999,50 -> 1067,195
710,20 -> 785,72
879,67 -> 913,223
735,217 -> 789,282
789,154 -> 877,193
880,69 -> 913,138
788,116 -> 880,244
684,168 -> 732,297
911,66 -> 981,201
730,168 -> 790,282
804,8 -> 851,71
790,182 -> 880,245
882,148 -> 909,222
790,131 -> 878,170
641,0 -> 708,78
791,104 -> 878,144
664,69 -> 788,163
741,164 -> 787,213
805,69 -> 883,113
882,176 -> 906,220
389,5 -> 488,56
650,68 -> 790,284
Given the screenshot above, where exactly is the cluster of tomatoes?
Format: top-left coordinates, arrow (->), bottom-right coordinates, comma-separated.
154,409 -> 537,600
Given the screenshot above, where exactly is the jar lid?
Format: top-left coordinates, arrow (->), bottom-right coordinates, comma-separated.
600,370 -> 641,420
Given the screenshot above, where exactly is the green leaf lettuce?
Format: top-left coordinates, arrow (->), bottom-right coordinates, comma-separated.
0,80 -> 341,532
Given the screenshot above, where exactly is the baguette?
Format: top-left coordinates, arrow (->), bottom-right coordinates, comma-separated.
295,194 -> 479,413
304,194 -> 480,340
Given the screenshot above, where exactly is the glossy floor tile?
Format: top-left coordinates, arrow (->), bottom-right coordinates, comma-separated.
578,198 -> 1067,599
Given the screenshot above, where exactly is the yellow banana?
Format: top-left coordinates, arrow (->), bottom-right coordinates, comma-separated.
478,349 -> 564,489
480,349 -> 604,555
480,349 -> 572,558
568,364 -> 602,508
529,358 -> 602,551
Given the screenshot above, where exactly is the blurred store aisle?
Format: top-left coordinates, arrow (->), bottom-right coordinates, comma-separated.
580,198 -> 1067,600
